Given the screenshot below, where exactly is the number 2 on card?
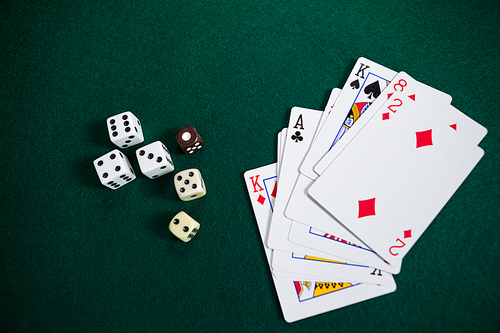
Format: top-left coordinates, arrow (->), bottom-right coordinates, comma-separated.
387,99 -> 403,113
389,238 -> 406,256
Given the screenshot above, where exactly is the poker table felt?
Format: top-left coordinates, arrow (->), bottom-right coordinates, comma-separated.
1,1 -> 499,332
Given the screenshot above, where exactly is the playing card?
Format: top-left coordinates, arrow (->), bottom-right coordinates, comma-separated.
300,57 -> 397,180
244,163 -> 397,322
267,107 -> 326,253
268,106 -> 394,276
273,270 -> 338,281
285,174 -> 401,274
277,278 -> 396,322
249,143 -> 389,282
277,128 -> 286,173
277,87 -> 339,182
271,250 -> 388,284
284,73 -> 455,273
267,138 -> 335,282
288,222 -> 396,273
308,91 -> 486,265
277,113 -> 392,282
313,88 -> 342,143
314,71 -> 455,175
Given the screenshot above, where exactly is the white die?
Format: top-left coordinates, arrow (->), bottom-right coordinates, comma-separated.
135,141 -> 175,179
174,168 -> 206,201
93,149 -> 136,190
107,111 -> 144,148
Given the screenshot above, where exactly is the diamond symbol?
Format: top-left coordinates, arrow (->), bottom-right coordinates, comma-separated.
416,129 -> 433,148
358,198 -> 376,218
382,112 -> 390,120
404,229 -> 412,238
257,194 -> 266,205
450,123 -> 457,131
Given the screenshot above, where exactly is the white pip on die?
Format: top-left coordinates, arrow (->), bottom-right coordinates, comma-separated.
107,111 -> 144,148
168,211 -> 200,242
135,141 -> 175,179
174,168 -> 206,201
93,149 -> 136,190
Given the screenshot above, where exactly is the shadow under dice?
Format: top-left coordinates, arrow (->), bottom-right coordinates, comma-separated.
168,211 -> 200,242
93,149 -> 136,190
174,168 -> 206,201
136,141 -> 175,179
107,111 -> 144,148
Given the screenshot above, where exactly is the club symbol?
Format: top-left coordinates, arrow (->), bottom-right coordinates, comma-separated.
291,131 -> 303,143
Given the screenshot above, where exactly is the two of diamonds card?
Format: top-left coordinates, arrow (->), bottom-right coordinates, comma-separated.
308,87 -> 486,266
244,57 -> 486,322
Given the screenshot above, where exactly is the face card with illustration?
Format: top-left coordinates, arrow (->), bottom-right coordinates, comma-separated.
308,91 -> 486,265
244,163 -> 397,323
241,162 -> 321,282
314,71 -> 455,176
300,57 -> 397,180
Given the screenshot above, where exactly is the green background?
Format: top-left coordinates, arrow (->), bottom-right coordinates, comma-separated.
1,0 -> 499,332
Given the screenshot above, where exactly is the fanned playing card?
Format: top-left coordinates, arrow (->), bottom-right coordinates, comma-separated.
300,57 -> 397,180
314,72 -> 461,175
267,107 -> 326,253
252,133 -> 390,283
308,91 -> 486,265
284,72 -> 456,273
242,58 -> 488,322
244,163 -> 396,323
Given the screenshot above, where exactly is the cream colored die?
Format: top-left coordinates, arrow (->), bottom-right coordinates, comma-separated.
168,211 -> 200,242
174,168 -> 206,201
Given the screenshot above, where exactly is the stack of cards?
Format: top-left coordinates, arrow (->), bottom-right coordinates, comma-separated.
244,57 -> 487,323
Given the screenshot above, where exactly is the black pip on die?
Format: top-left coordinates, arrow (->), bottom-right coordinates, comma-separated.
135,141 -> 175,179
107,111 -> 144,148
93,149 -> 136,190
168,211 -> 200,242
174,168 -> 206,201
176,125 -> 203,154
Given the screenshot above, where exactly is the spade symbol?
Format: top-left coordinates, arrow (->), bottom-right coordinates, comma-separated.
350,79 -> 360,90
364,81 -> 381,99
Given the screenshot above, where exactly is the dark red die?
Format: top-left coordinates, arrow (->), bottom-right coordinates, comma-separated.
176,126 -> 203,154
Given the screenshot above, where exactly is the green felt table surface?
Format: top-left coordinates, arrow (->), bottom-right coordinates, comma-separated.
1,0 -> 499,332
